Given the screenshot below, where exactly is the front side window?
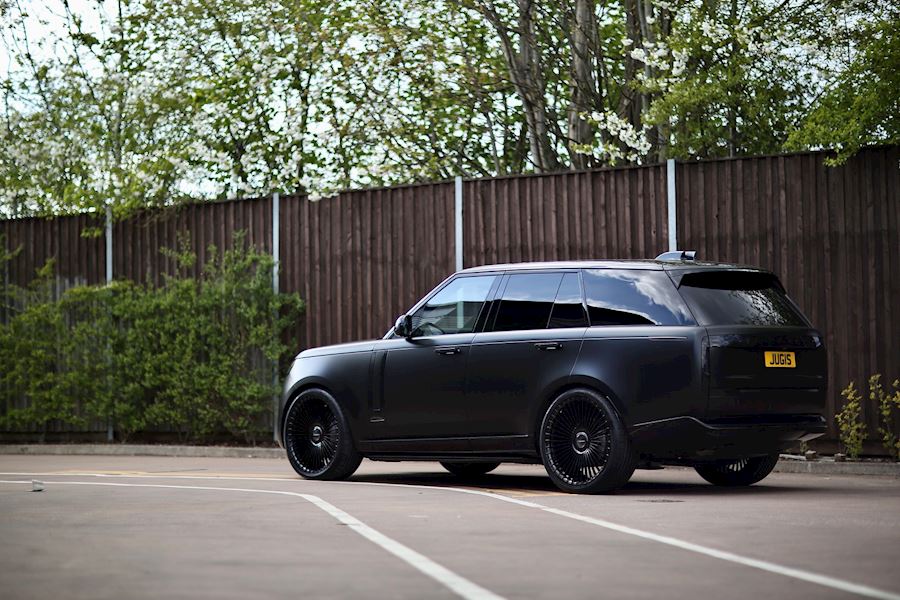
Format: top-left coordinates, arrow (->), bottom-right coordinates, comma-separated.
583,269 -> 695,326
677,271 -> 807,326
411,275 -> 496,336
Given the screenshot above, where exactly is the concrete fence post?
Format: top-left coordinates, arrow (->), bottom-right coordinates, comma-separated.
454,176 -> 463,271
666,159 -> 677,252
105,207 -> 114,442
272,192 -> 280,293
272,192 -> 280,440
105,207 -> 113,284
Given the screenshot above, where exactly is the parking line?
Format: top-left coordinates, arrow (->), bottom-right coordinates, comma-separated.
3,472 -> 899,600
0,479 -> 504,600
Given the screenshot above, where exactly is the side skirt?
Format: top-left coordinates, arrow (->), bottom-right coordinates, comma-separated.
365,454 -> 541,464
357,434 -> 534,455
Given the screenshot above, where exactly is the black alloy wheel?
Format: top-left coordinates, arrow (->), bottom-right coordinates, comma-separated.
694,454 -> 779,486
540,388 -> 635,494
440,461 -> 501,478
284,388 -> 362,480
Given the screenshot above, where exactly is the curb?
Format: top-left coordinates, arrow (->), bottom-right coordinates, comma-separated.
0,444 -> 284,460
1,444 -> 898,476
773,459 -> 900,477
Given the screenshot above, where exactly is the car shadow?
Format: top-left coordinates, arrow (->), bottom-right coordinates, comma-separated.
348,469 -> 808,497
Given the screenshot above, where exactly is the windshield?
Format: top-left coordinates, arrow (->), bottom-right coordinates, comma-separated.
677,271 -> 808,327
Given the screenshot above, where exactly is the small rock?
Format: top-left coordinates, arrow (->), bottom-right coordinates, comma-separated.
31,480 -> 44,492
834,453 -> 846,462
804,450 -> 818,461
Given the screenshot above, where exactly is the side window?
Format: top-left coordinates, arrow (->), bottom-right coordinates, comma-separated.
493,273 -> 563,332
582,269 -> 695,326
411,275 -> 496,336
548,273 -> 588,328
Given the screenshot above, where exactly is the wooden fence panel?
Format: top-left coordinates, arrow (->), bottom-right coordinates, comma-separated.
1,213 -> 106,291
463,164 -> 669,266
112,198 -> 273,285
278,182 -> 456,350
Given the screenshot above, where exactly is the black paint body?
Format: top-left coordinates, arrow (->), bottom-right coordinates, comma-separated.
277,260 -> 827,464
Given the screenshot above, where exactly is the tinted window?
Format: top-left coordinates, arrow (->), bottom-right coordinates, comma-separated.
678,271 -> 807,326
583,269 -> 695,326
493,273 -> 563,331
548,273 -> 587,328
411,275 -> 496,336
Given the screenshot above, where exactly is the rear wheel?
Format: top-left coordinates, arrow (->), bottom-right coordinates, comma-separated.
694,454 -> 779,486
539,388 -> 635,494
440,462 -> 500,478
284,388 -> 362,480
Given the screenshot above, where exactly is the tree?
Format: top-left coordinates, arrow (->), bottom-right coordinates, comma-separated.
636,0 -> 825,160
328,0 -> 529,184
141,0 -> 361,197
786,2 -> 900,163
1,0 -> 895,217
0,0 -> 194,217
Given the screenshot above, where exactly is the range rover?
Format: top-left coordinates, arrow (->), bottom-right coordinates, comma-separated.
276,252 -> 827,493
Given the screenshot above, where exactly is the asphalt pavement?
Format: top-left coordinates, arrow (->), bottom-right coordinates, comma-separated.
1,455 -> 898,600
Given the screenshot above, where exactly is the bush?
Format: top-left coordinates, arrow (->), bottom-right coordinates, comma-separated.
0,261 -> 79,434
870,375 -> 900,460
836,381 -> 867,459
0,234 -> 303,444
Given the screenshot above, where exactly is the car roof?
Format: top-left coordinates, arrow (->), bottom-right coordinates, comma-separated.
458,259 -> 767,274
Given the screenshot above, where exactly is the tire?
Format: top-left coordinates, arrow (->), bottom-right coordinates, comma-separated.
284,388 -> 362,480
539,388 -> 636,494
440,462 -> 501,478
694,454 -> 779,486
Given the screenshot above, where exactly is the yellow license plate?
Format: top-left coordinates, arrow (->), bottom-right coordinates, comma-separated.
764,351 -> 796,368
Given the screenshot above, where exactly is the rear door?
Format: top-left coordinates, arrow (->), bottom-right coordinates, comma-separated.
464,271 -> 587,449
576,268 -> 704,426
675,270 -> 827,420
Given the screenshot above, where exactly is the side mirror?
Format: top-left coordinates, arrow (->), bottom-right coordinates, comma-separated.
394,314 -> 414,338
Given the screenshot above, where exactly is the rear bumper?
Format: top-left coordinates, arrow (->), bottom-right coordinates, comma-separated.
630,414 -> 827,461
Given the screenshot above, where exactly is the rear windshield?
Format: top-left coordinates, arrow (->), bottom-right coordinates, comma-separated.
677,271 -> 807,327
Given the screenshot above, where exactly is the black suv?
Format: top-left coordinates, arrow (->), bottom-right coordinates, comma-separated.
277,253 -> 827,493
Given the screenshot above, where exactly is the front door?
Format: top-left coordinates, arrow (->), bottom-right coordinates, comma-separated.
370,274 -> 498,452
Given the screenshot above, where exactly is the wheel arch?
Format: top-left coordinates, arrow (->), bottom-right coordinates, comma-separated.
279,379 -> 337,445
530,377 -> 630,454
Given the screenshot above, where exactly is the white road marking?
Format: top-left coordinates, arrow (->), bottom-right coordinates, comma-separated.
0,479 -> 503,600
2,471 -> 899,600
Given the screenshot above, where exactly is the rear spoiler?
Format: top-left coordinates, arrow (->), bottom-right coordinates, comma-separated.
670,268 -> 783,291
655,250 -> 696,261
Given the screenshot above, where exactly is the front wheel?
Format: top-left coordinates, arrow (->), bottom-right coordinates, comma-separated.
440,462 -> 500,478
539,388 -> 635,494
284,388 -> 362,480
694,454 -> 779,486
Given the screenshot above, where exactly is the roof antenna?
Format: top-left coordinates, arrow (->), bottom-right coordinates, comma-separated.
655,250 -> 697,261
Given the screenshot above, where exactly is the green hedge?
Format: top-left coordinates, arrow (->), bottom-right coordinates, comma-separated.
0,235 -> 303,444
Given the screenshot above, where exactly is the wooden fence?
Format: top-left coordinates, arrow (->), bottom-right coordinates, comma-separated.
1,146 -> 898,446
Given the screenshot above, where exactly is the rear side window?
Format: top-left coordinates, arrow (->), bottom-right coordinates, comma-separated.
677,271 -> 807,327
582,269 -> 695,326
548,273 -> 588,328
493,273 -> 562,331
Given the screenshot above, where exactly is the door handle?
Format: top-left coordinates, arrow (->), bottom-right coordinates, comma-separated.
435,347 -> 462,355
535,342 -> 562,351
